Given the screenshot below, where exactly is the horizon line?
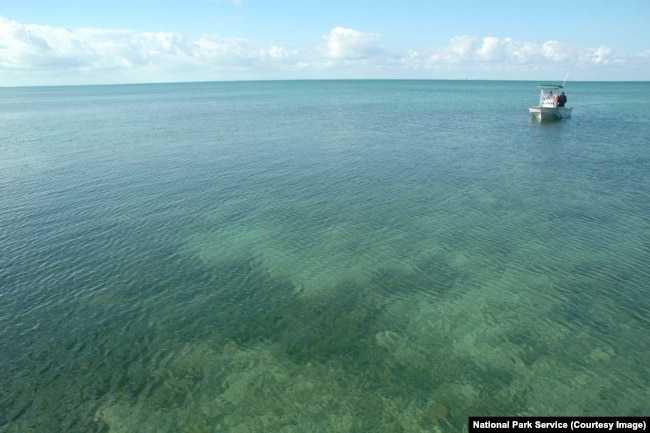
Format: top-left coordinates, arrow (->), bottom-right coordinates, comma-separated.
3,77 -> 650,89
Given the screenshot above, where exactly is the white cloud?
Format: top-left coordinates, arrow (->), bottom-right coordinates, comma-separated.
419,36 -> 648,74
0,16 -> 271,83
476,37 -> 507,62
445,35 -> 478,62
542,40 -> 573,61
508,40 -> 541,64
589,45 -> 613,64
1,15 -> 648,85
323,27 -> 382,60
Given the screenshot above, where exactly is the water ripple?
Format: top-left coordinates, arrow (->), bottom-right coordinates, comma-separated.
2,81 -> 650,432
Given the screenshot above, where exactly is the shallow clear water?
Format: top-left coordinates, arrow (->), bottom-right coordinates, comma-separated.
1,80 -> 649,432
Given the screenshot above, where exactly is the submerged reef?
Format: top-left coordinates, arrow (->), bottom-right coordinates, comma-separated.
4,246 -> 648,433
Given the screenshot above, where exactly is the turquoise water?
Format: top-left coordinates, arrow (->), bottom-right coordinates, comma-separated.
1,80 -> 649,432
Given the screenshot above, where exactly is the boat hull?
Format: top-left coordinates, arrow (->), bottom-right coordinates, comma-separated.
529,106 -> 572,121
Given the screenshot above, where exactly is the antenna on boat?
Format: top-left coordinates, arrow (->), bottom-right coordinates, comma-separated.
562,71 -> 570,87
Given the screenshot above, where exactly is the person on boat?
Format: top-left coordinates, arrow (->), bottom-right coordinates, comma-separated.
558,92 -> 567,107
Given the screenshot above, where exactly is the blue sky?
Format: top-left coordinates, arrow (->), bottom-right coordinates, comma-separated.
1,0 -> 649,85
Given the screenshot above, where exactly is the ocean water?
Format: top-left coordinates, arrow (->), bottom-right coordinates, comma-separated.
1,80 -> 649,432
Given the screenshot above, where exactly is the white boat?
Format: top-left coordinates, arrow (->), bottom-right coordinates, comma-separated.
529,84 -> 572,121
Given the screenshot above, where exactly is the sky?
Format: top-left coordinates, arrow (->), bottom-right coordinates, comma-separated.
1,0 -> 649,86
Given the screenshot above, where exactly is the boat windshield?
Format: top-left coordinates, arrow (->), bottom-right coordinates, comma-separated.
538,86 -> 562,108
